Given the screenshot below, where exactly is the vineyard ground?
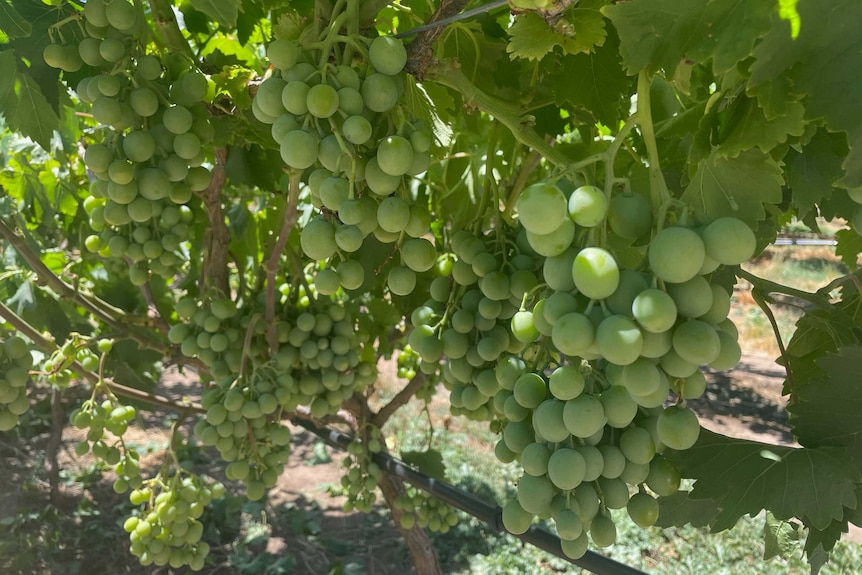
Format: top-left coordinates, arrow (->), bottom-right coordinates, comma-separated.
2,242 -> 862,574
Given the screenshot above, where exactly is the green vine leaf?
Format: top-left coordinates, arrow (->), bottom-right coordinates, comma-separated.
762,512 -> 801,561
717,96 -> 805,159
190,0 -> 241,28
603,0 -> 774,76
507,0 -> 607,61
6,73 -> 59,151
834,229 -> 862,271
785,130 -> 848,219
655,491 -> 718,528
0,0 -> 31,38
680,148 -> 784,226
665,429 -> 861,532
401,449 -> 446,480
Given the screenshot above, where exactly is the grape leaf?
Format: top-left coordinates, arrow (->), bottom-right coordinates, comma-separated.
788,346 -> 862,461
655,491 -> 718,528
748,0 -> 862,187
717,96 -> 805,159
0,49 -> 17,107
834,229 -> 862,271
190,0 -> 240,28
401,449 -> 446,480
6,74 -> 59,151
0,0 -> 30,38
681,149 -> 784,226
543,28 -> 633,127
506,0 -> 607,62
665,430 -> 860,532
603,0 -> 774,76
762,512 -> 801,561
803,518 -> 847,575
784,130 -> 848,219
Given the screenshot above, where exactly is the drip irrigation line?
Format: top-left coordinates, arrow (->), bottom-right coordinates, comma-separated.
395,0 -> 510,38
290,417 -> 650,575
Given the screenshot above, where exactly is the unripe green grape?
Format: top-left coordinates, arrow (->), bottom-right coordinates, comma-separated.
517,474 -> 555,515
99,38 -> 126,63
600,386 -> 638,428
300,218 -> 337,260
517,183 -> 568,235
589,515 -> 617,548
369,36 -> 407,75
123,130 -> 156,163
568,185 -> 608,227
342,115 -> 372,145
526,219 -> 575,257
377,136 -> 414,177
709,329 -> 741,371
699,283 -> 732,324
632,288 -> 678,333
672,320 -> 721,365
502,420 -> 534,454
267,39 -> 300,70
365,157 -> 401,196
667,275 -> 713,318
361,73 -> 399,112
377,197 -> 410,233
306,83 -> 339,118
105,0 -> 138,31
388,266 -> 416,296
563,394 -> 606,438
702,217 -> 756,265
627,492 -> 659,527
595,315 -> 643,366
657,405 -> 700,450
646,456 -> 681,496
550,313 -> 594,357
608,192 -> 651,239
620,426 -> 656,465
648,227 -> 705,284
572,247 -> 620,300
401,238 -> 436,272
280,130 -> 318,169
502,499 -> 533,535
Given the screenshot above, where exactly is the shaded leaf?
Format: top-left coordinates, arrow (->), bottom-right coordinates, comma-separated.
681,149 -> 784,225
834,229 -> 862,271
655,491 -> 719,528
763,512 -> 801,560
718,97 -> 805,158
665,430 -> 860,532
401,449 -> 446,480
190,0 -> 241,28
6,74 -> 59,151
0,0 -> 30,38
507,1 -> 607,62
785,130 -> 847,218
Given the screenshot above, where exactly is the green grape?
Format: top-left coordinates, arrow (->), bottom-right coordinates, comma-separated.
546,448 -> 586,490
369,36 -> 407,75
267,39 -> 300,69
271,114 -> 300,144
632,288 -> 678,333
561,533 -> 589,559
173,132 -> 201,160
672,320 -> 720,365
377,136 -> 414,177
600,386 -> 638,428
532,400 -> 569,443
361,73 -> 399,113
135,55 -> 162,81
281,81 -> 310,115
568,185 -> 608,227
517,183 -> 568,235
551,313 -> 594,357
280,130 -> 318,169
667,275 -> 713,318
334,225 -> 363,253
598,445 -> 626,479
401,238 -> 436,272
657,405 -> 700,450
502,499 -> 533,535
659,348 -> 698,378
511,311 -> 539,343
598,476 -> 630,509
300,218 -> 337,260
605,270 -> 648,317
163,105 -> 193,135
543,247 -> 577,292
608,192 -> 651,239
513,373 -> 546,409
520,442 -> 551,476
648,227 -> 705,283
517,474 -> 555,515
589,515 -> 617,548
563,394 -> 606,438
679,368 -> 707,399
105,0 -> 138,31
554,509 -> 583,540
503,420 -> 534,454
365,157 -> 401,196
699,284 -> 732,324
255,77 -> 287,117
388,266 -> 416,296
572,247 -> 620,300
84,0 -> 109,27
123,130 -> 156,163
548,365 -> 584,401
702,217 -> 756,265
595,315 -> 642,366
342,115 -> 372,145
620,358 -> 661,396
377,197 -> 410,233
619,426 -> 655,465
525,219 -> 574,257
627,492 -> 659,527
646,456 -> 681,496
319,177 -> 349,211
306,84 -> 339,118
708,329 -> 742,371
91,96 -> 122,126
577,445 -> 604,482
315,269 -> 341,295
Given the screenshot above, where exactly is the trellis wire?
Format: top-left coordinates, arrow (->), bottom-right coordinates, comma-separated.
290,417 -> 651,575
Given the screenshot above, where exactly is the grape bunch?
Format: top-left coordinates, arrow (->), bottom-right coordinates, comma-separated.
70,397 -> 143,493
394,487 -> 459,533
195,370 -> 293,501
0,335 -> 34,432
252,13 -> 438,296
480,182 -> 756,557
44,0 -> 212,283
339,425 -> 384,513
123,474 -> 225,570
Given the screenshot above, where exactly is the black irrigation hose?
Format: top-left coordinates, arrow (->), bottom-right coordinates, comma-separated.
290,417 -> 650,575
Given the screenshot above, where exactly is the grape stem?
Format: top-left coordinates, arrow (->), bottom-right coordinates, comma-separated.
748,286 -> 795,397
265,172 -> 302,353
427,59 -> 571,167
198,147 -> 231,297
636,71 -> 671,212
